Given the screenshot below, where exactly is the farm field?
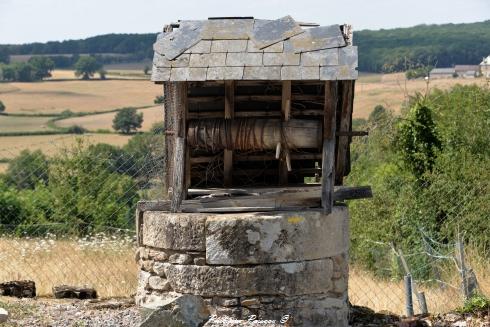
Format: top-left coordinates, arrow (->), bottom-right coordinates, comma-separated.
0,134 -> 132,159
55,105 -> 163,132
0,115 -> 53,133
0,77 -> 160,115
354,73 -> 488,119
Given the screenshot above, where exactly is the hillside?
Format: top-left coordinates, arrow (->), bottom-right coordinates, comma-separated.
1,21 -> 489,72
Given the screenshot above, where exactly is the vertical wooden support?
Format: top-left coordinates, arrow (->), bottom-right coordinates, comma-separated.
335,80 -> 355,185
170,82 -> 188,212
279,80 -> 292,185
322,81 -> 338,214
163,82 -> 176,198
224,81 -> 235,187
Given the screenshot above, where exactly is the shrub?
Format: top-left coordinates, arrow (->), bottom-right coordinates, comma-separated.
0,100 -> 5,113
5,150 -> 49,189
154,95 -> 165,104
66,125 -> 87,134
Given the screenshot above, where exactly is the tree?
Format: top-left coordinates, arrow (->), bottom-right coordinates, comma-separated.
0,48 -> 9,64
0,64 -> 16,81
0,100 -> 5,113
28,56 -> 55,80
74,56 -> 101,80
112,108 -> 143,134
13,63 -> 34,82
5,150 -> 49,189
396,103 -> 442,180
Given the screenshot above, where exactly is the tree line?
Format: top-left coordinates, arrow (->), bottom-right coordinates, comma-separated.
1,21 -> 489,73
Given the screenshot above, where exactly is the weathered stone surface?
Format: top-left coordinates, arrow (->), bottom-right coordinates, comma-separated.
140,294 -> 210,327
300,48 -> 339,66
189,53 -> 226,67
0,280 -> 36,298
281,66 -> 319,80
148,276 -> 172,291
139,270 -> 151,290
163,259 -> 333,297
211,40 -> 248,53
169,254 -> 193,265
263,52 -> 300,66
206,207 -> 348,265
206,66 -> 244,80
0,308 -> 8,323
243,66 -> 281,80
226,53 -> 263,66
240,297 -> 260,308
152,262 -> 166,277
148,249 -> 169,262
142,212 -> 206,251
193,257 -> 206,266
52,285 -> 97,299
215,297 -> 239,307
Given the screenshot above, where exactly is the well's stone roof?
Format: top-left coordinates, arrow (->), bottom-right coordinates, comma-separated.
151,16 -> 358,82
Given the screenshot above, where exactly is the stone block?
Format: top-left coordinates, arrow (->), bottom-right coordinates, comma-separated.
320,65 -> 358,80
189,53 -> 226,67
226,53 -> 263,66
300,48 -> 339,66
281,66 -> 319,80
206,207 -> 348,265
211,40 -> 247,53
184,40 -> 212,54
153,53 -> 190,68
338,46 -> 358,68
153,262 -> 166,277
142,212 -> 206,251
168,254 -> 193,265
151,67 -> 170,82
243,66 -> 281,80
148,276 -> 172,291
263,52 -> 300,66
163,259 -> 333,297
206,66 -> 244,80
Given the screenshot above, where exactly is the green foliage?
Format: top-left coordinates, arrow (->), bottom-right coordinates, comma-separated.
5,150 -> 49,189
405,66 -> 431,80
457,294 -> 490,314
0,100 -> 5,113
28,56 -> 55,79
347,85 -> 490,279
356,20 -> 490,72
0,48 -> 9,64
74,56 -> 102,80
395,103 -> 442,180
112,108 -> 143,134
66,125 -> 87,134
154,95 -> 165,104
0,181 -> 26,229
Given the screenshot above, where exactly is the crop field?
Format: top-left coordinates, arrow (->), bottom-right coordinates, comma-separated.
0,78 -> 160,115
55,105 -> 163,132
0,134 -> 132,159
354,74 -> 488,119
0,115 -> 54,133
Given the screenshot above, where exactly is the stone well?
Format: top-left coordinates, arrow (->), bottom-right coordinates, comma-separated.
135,206 -> 349,327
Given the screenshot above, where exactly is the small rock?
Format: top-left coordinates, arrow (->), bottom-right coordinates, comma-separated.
53,285 -> 97,299
148,249 -> 169,262
0,308 -> 8,323
240,297 -> 260,308
0,280 -> 36,298
168,254 -> 193,265
139,294 -> 209,327
216,297 -> 239,307
148,276 -> 171,291
152,262 -> 166,277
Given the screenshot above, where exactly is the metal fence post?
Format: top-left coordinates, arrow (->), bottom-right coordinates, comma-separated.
405,274 -> 414,317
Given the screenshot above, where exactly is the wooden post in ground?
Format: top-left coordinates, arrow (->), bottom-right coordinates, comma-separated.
456,232 -> 469,301
405,274 -> 414,317
335,80 -> 354,185
321,81 -> 338,214
224,81 -> 235,187
279,80 -> 292,185
170,82 -> 188,212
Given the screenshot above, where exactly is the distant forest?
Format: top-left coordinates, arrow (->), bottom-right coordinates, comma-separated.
0,21 -> 489,72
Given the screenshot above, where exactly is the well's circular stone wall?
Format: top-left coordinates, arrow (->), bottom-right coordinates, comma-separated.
136,206 -> 349,327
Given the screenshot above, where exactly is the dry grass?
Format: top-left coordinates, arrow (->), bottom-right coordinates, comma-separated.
0,163 -> 8,173
353,75 -> 488,119
0,235 -> 137,298
55,106 -> 163,132
0,115 -> 54,133
0,134 -> 132,159
0,78 -> 161,115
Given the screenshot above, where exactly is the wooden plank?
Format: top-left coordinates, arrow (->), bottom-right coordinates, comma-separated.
279,80 -> 292,185
163,82 -> 176,198
322,81 -> 338,214
170,82 -> 188,212
139,185 -> 372,213
224,80 -> 235,187
335,80 -> 355,185
187,94 -> 323,103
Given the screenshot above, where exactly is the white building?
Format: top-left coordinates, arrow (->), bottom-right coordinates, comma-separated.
481,56 -> 490,78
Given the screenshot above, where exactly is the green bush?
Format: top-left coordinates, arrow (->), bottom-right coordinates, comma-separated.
5,150 -> 49,189
112,108 -> 143,134
0,100 -> 5,113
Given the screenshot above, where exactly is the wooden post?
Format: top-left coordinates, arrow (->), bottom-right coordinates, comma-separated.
322,81 -> 338,214
335,80 -> 354,185
279,80 -> 292,185
224,81 -> 235,187
163,82 -> 176,198
170,82 -> 188,212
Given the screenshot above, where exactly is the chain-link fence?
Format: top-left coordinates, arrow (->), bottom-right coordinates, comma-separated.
0,126 -> 488,315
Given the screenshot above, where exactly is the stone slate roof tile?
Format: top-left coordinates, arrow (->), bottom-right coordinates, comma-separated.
152,16 -> 358,81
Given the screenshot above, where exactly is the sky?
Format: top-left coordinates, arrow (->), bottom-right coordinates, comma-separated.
0,0 -> 489,44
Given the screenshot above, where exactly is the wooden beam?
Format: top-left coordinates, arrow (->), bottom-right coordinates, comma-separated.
279,80 -> 292,185
224,81 -> 235,187
335,81 -> 355,185
138,185 -> 372,213
322,81 -> 338,214
170,82 -> 188,212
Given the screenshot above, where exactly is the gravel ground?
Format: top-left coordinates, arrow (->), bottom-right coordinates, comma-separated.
0,297 -> 142,327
